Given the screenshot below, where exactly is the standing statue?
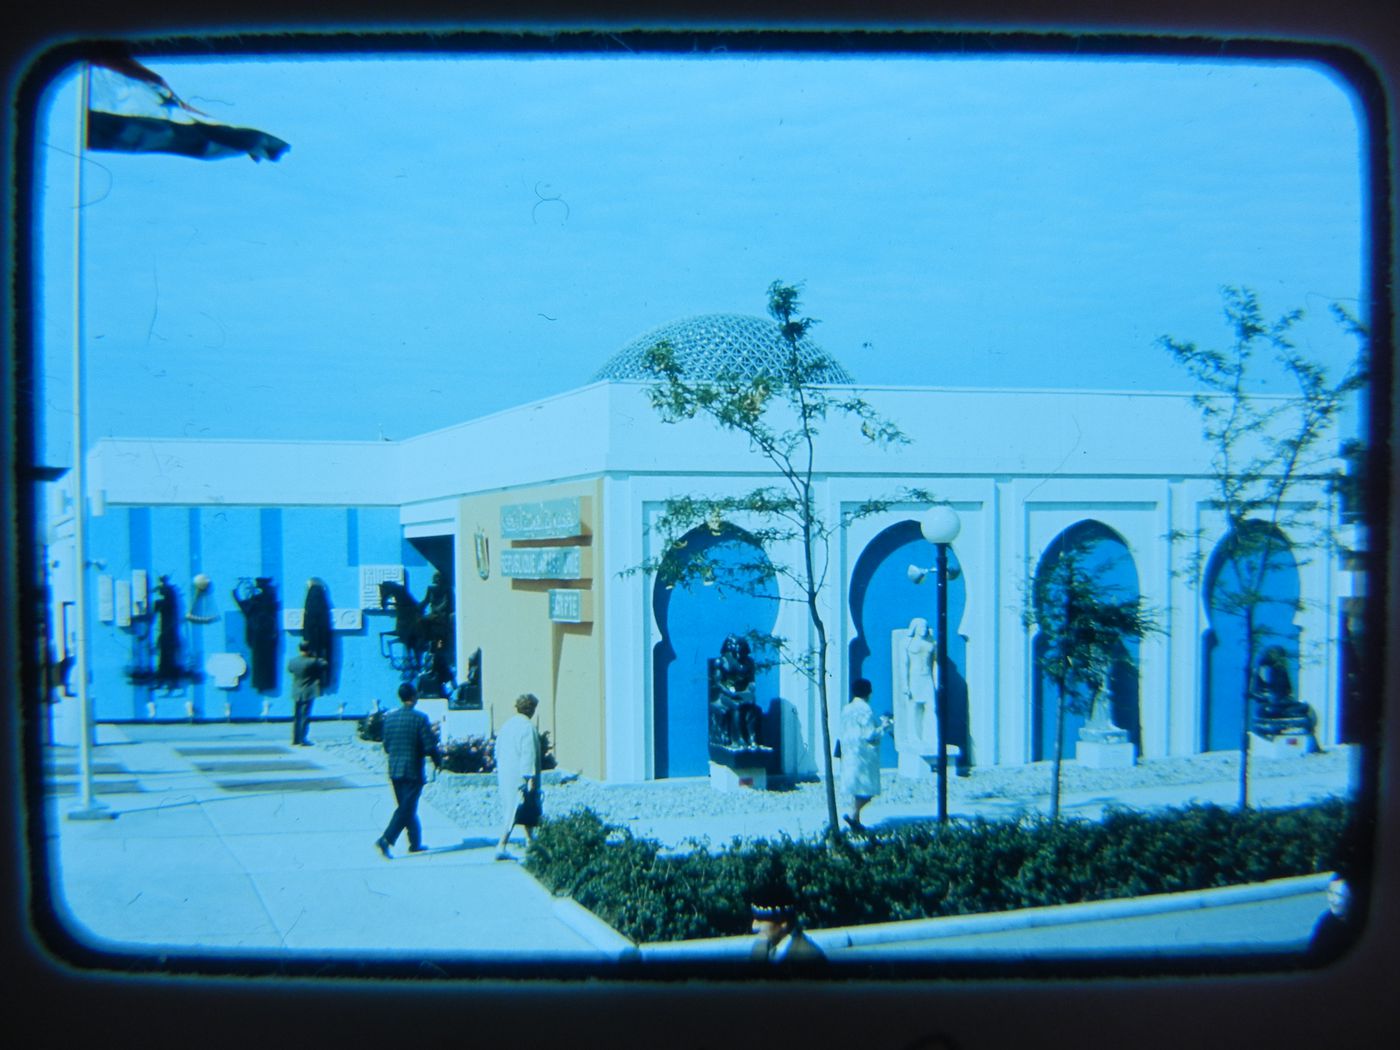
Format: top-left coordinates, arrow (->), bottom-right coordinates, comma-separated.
902,617 -> 937,746
709,634 -> 764,750
233,577 -> 280,692
152,575 -> 183,689
302,577 -> 333,689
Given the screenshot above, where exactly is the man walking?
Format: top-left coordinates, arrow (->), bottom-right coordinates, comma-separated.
286,640 -> 327,746
375,682 -> 442,859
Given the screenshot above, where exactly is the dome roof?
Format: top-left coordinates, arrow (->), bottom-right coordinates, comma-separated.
591,313 -> 853,384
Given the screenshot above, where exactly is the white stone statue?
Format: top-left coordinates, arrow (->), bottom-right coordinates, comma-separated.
893,618 -> 938,759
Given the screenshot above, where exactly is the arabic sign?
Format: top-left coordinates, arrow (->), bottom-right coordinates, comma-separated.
500,497 -> 588,540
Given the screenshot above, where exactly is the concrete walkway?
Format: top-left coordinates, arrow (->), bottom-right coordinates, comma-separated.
44,720 -> 610,960
40,719 -> 1352,964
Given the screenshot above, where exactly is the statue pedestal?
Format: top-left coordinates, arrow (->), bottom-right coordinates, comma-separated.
710,761 -> 768,792
1076,739 -> 1137,769
1250,730 -> 1317,759
443,708 -> 490,742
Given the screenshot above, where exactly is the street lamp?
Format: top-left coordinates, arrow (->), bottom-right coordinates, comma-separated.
908,505 -> 961,823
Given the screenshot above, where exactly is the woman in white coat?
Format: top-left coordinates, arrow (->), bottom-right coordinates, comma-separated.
495,693 -> 542,860
838,678 -> 892,832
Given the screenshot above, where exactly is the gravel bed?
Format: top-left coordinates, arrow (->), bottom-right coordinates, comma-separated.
324,737 -> 1353,833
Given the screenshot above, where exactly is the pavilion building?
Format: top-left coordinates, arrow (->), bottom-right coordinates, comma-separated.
39,313 -> 1355,783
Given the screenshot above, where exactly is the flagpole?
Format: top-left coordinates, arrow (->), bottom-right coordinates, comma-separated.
69,62 -> 114,822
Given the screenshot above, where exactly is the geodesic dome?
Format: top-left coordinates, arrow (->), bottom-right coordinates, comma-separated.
591,313 -> 853,384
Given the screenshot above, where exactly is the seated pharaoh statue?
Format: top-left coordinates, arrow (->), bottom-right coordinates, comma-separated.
709,634 -> 765,750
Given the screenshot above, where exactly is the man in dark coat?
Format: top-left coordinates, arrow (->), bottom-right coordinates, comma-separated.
286,641 -> 327,746
374,682 -> 442,859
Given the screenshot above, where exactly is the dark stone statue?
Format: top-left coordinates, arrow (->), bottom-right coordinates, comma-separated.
708,634 -> 765,752
152,575 -> 183,688
302,577 -> 333,688
233,577 -> 280,692
1250,645 -> 1316,738
452,647 -> 483,711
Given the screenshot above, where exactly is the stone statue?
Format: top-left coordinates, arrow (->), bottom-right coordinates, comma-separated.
233,576 -> 280,692
302,577 -> 333,688
421,571 -> 454,624
709,634 -> 763,750
1250,646 -> 1316,739
903,617 -> 937,744
152,575 -> 183,689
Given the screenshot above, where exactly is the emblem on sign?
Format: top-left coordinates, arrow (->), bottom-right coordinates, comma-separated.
474,527 -> 491,580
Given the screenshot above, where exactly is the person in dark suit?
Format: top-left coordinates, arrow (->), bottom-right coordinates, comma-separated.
374,682 -> 442,859
286,641 -> 327,746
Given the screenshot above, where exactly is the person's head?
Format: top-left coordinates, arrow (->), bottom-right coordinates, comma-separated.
1327,873 -> 1352,918
750,884 -> 798,944
397,681 -> 417,706
298,641 -> 312,655
851,678 -> 873,702
516,693 -> 539,717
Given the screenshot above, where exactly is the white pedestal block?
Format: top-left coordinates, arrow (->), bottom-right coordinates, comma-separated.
709,762 -> 768,791
416,697 -> 450,727
1251,731 -> 1317,759
897,749 -> 930,780
442,708 -> 489,742
50,696 -> 82,747
1076,739 -> 1137,769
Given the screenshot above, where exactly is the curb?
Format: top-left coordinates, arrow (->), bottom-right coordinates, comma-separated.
551,898 -> 639,960
634,872 -> 1332,960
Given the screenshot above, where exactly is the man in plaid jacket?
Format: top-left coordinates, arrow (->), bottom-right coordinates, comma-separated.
374,681 -> 442,859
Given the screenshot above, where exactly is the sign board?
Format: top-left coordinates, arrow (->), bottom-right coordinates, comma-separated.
359,564 -> 405,609
500,496 -> 589,541
500,546 -> 590,580
97,574 -> 115,623
548,589 -> 593,623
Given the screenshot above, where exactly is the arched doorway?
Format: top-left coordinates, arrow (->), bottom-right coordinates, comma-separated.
848,520 -> 969,770
1030,521 -> 1143,761
1202,522 -> 1301,752
652,524 -> 779,778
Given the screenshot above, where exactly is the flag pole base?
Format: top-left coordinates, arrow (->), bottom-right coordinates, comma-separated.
66,805 -> 117,822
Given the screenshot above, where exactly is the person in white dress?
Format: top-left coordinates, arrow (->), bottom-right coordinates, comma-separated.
838,677 -> 892,832
494,693 -> 543,860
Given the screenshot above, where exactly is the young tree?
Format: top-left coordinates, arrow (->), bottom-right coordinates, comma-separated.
1160,287 -> 1367,809
639,281 -> 926,841
1024,532 -> 1159,820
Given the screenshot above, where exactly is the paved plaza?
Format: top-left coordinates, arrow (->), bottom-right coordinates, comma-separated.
37,718 -> 1352,967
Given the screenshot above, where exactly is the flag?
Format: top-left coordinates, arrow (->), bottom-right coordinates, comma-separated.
85,51 -> 290,163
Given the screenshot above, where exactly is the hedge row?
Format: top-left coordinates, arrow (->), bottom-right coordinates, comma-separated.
355,709 -> 554,772
523,800 -> 1352,943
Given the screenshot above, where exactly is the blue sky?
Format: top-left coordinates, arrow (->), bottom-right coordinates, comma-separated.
35,51 -> 1367,456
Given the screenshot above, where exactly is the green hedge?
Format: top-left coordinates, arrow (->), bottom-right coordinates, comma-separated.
523,800 -> 1351,943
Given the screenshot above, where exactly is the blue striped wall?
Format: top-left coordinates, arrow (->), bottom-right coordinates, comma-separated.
86,504 -> 408,721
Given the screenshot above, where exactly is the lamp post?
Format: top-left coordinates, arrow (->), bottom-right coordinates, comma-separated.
908,505 -> 961,823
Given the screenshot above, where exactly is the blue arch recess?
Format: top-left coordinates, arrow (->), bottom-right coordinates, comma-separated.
652,525 -> 780,778
1202,524 -> 1300,752
848,520 -> 969,769
1031,521 -> 1143,762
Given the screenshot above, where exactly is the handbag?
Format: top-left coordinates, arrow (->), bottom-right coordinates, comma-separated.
513,784 -> 542,827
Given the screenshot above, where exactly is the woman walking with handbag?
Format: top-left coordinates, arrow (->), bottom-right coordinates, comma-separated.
495,693 -> 543,860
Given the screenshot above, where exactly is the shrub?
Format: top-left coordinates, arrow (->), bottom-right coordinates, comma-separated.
441,736 -> 495,774
524,800 -> 1352,943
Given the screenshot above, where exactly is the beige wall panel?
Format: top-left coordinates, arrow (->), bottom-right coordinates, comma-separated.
457,479 -> 606,778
